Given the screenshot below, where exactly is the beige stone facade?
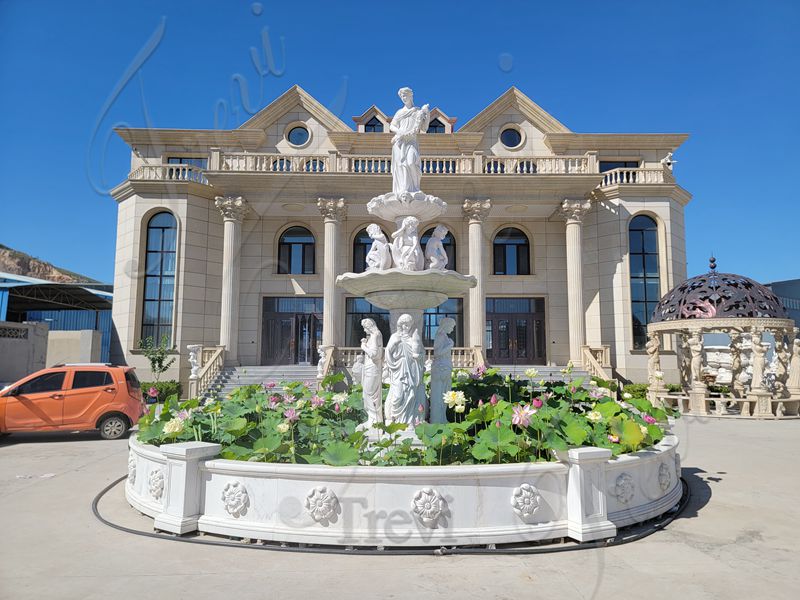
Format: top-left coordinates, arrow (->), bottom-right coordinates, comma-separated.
109,85 -> 691,389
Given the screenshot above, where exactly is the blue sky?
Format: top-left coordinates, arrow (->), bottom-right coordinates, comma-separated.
1,0 -> 798,283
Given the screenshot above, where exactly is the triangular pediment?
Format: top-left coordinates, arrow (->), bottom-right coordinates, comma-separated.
239,85 -> 351,133
460,87 -> 571,134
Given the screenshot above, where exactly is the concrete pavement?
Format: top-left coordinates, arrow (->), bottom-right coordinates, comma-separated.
0,417 -> 798,599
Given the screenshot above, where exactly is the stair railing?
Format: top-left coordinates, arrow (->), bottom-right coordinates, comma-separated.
188,345 -> 226,399
581,345 -> 612,382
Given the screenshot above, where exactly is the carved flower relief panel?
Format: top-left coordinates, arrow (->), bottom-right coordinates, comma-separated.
148,468 -> 165,501
412,488 -> 449,529
305,486 -> 340,525
658,462 -> 672,493
221,481 -> 250,518
613,473 -> 635,504
127,453 -> 137,486
510,483 -> 541,521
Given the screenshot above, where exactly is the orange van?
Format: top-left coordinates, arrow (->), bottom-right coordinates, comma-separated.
0,364 -> 145,439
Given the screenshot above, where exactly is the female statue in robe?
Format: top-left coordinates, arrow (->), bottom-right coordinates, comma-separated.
359,318 -> 384,428
751,331 -> 767,391
384,314 -> 425,425
424,224 -> 449,270
389,87 -> 430,197
429,317 -> 455,424
391,216 -> 424,271
365,224 -> 392,271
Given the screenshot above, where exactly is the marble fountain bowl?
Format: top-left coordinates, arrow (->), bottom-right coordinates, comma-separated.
336,269 -> 477,310
125,434 -> 682,547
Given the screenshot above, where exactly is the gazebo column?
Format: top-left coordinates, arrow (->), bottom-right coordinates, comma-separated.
215,196 -> 249,365
560,199 -> 591,366
463,199 -> 491,357
317,198 -> 346,350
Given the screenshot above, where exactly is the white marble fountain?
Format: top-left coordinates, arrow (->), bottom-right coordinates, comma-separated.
126,88 -> 682,547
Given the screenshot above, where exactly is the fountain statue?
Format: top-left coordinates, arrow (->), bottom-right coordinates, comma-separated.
358,318 -> 383,429
336,87 -> 477,431
429,317 -> 456,423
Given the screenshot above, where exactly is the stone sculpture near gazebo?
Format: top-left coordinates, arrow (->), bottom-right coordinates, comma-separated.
646,257 -> 798,418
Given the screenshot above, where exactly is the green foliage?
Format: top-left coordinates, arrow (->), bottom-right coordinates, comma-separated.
622,383 -> 649,398
141,380 -> 182,403
138,335 -> 176,383
137,369 -> 675,466
666,383 -> 683,393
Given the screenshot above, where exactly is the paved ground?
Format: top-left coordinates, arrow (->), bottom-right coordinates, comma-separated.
0,417 -> 798,600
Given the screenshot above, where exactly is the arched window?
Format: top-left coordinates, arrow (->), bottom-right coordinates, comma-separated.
421,227 -> 456,270
364,116 -> 384,133
427,118 -> 445,134
352,227 -> 387,273
278,226 -> 315,274
629,215 -> 660,349
142,212 -> 176,345
493,228 -> 530,275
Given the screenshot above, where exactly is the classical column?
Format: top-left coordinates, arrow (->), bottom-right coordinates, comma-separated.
463,199 -> 491,352
317,198 -> 346,349
215,196 -> 249,365
559,198 -> 592,365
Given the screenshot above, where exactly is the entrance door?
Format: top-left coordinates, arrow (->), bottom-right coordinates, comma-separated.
261,297 -> 323,365
485,298 -> 546,365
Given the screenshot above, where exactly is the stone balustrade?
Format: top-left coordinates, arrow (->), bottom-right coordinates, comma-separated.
129,164 -> 208,184
335,346 -> 479,370
601,167 -> 670,187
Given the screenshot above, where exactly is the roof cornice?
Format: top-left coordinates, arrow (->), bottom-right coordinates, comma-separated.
115,128 -> 266,150
545,133 -> 689,153
596,183 -> 693,206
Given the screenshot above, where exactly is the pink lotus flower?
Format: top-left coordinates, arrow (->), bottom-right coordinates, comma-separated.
643,415 -> 657,425
495,420 -> 502,428
478,399 -> 484,408
304,380 -> 316,388
283,408 -> 299,422
264,381 -> 276,389
311,395 -> 325,408
176,409 -> 190,420
531,397 -> 543,409
418,404 -> 424,413
334,403 -> 341,414
147,387 -> 158,398
268,395 -> 280,409
490,394 -> 499,406
283,394 -> 296,405
512,404 -> 535,428
608,434 -> 620,444
470,364 -> 487,379
570,386 -> 576,393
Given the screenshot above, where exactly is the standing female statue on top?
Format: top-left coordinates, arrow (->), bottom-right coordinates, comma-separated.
384,314 -> 425,425
391,216 -> 424,271
365,224 -> 392,271
429,318 -> 455,424
359,318 -> 384,429
390,87 -> 430,198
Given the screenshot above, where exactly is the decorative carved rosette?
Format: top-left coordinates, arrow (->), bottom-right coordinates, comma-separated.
411,488 -> 445,528
658,462 -> 672,493
317,197 -> 347,222
221,481 -> 249,518
614,473 -> 635,504
127,454 -> 137,486
148,468 -> 165,501
559,198 -> 592,224
214,196 -> 249,222
462,198 -> 491,223
510,483 -> 541,519
305,486 -> 340,524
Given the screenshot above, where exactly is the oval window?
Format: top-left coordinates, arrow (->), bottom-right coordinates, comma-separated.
287,126 -> 310,146
500,128 -> 522,149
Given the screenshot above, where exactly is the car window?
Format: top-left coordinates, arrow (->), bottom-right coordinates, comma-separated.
17,372 -> 66,395
72,371 -> 113,389
125,371 -> 141,389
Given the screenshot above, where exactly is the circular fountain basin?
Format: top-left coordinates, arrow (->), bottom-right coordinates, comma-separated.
126,434 -> 682,547
367,191 -> 447,225
336,269 -> 476,310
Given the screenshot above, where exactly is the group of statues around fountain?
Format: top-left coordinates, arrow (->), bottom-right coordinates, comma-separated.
365,220 -> 449,273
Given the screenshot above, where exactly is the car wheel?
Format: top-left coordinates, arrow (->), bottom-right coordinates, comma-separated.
99,415 -> 129,440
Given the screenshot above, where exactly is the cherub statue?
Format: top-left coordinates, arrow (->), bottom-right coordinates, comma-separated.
391,216 -> 424,271
365,223 -> 392,271
424,224 -> 450,270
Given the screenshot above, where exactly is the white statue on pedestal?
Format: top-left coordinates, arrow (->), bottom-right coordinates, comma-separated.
751,331 -> 767,391
787,338 -> 800,395
365,224 -> 392,271
186,344 -> 202,380
688,332 -> 704,387
424,224 -> 450,270
646,334 -> 662,386
391,216 -> 424,271
384,313 -> 425,425
429,318 -> 455,424
359,319 -> 384,428
390,87 -> 430,198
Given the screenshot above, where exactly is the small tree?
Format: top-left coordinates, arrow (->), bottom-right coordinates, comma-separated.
138,334 -> 176,383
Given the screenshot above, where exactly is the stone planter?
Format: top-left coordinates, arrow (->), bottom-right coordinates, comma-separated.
126,435 -> 681,547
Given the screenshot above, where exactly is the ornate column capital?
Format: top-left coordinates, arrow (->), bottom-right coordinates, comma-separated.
462,198 -> 491,223
317,197 -> 346,222
214,196 -> 249,222
559,198 -> 592,224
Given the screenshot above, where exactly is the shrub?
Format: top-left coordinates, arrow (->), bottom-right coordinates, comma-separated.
141,380 -> 182,404
138,334 -> 175,383
622,383 -> 649,399
666,383 -> 683,393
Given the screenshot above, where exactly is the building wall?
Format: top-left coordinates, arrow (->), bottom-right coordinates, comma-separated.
46,330 -> 102,366
0,321 -> 48,384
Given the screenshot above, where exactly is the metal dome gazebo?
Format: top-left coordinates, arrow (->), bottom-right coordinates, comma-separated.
645,258 -> 799,418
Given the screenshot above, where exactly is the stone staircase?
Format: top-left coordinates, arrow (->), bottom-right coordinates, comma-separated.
202,365 -> 320,399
